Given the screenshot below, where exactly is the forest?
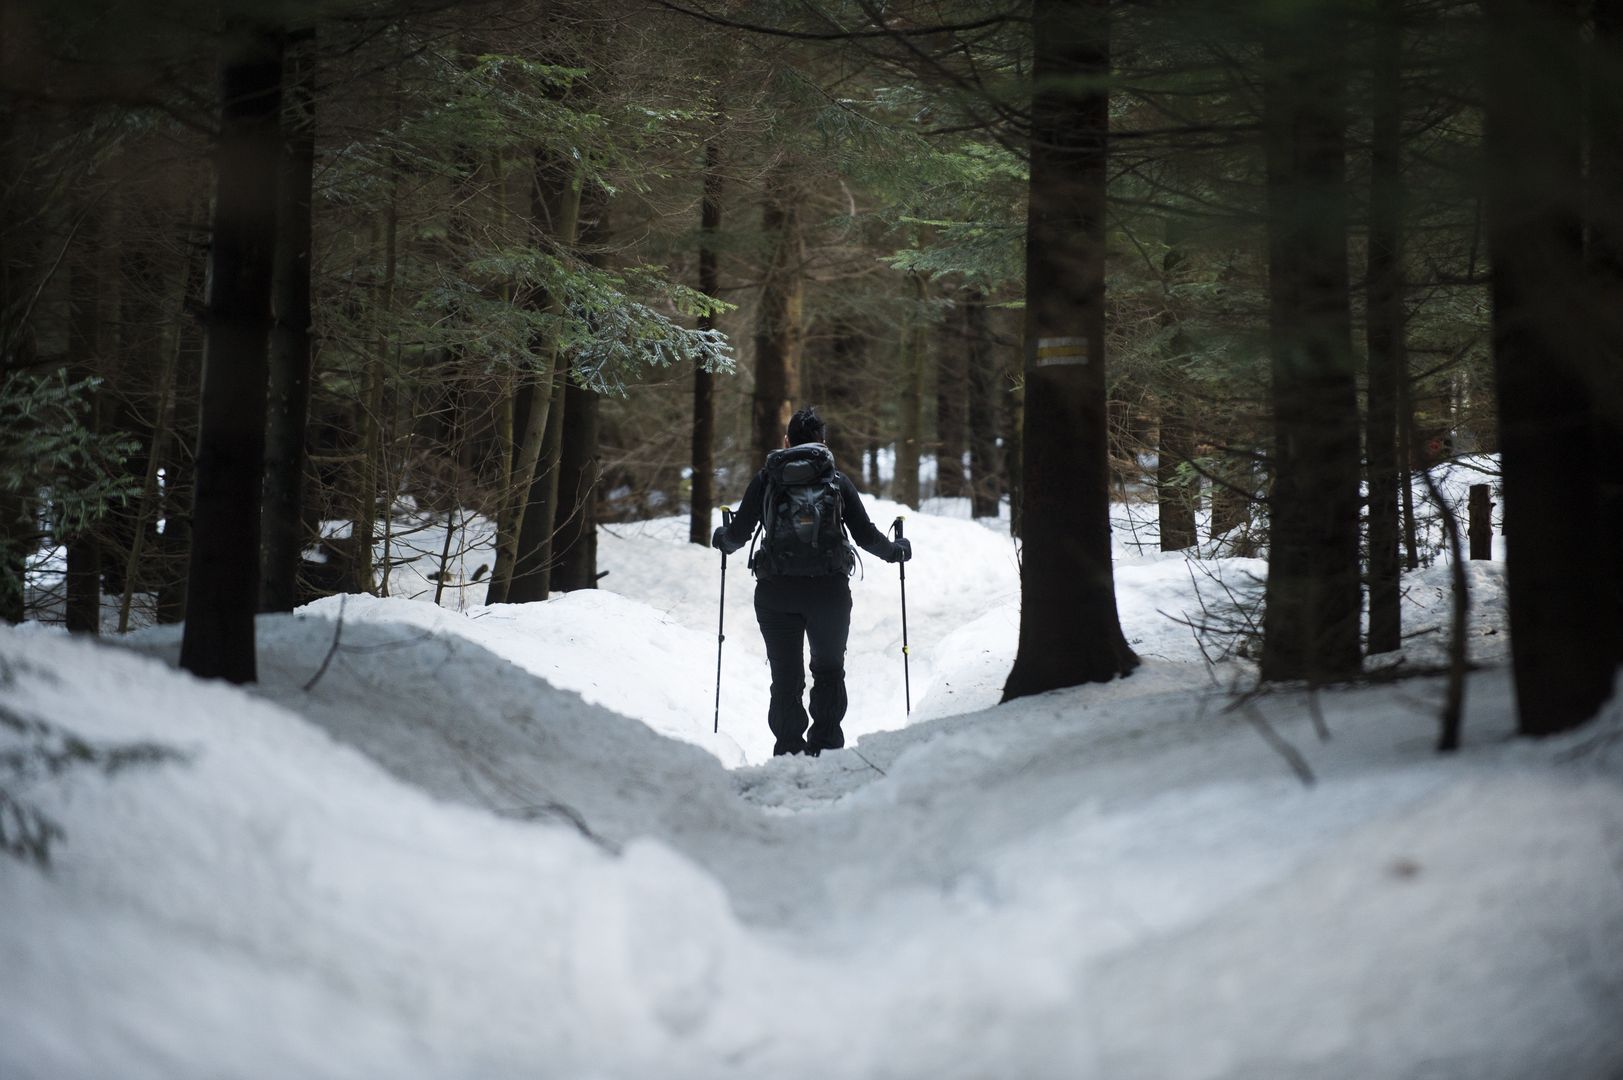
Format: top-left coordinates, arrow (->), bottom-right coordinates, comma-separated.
3,0 -> 1621,728
6,2 -> 1623,1076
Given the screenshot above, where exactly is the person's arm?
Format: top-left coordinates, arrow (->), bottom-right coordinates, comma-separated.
712,471 -> 765,553
839,474 -> 910,562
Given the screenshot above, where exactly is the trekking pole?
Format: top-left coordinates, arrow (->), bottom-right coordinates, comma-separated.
891,515 -> 911,716
714,508 -> 732,734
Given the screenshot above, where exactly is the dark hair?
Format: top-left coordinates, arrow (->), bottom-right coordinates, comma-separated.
787,406 -> 826,446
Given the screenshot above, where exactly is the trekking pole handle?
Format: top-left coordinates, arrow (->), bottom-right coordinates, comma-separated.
891,516 -> 904,541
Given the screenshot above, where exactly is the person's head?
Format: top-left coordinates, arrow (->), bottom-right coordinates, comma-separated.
786,406 -> 826,447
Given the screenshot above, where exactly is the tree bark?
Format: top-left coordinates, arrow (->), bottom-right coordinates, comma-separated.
507,367 -> 567,603
65,187 -> 105,634
895,272 -> 926,509
751,165 -> 802,459
156,203 -> 208,625
260,28 -> 317,613
935,298 -> 968,500
487,150 -> 580,603
1258,0 -> 1363,684
552,198 -> 612,592
1489,0 -> 1621,733
1002,0 -> 1138,701
179,26 -> 283,683
1365,0 -> 1405,655
964,289 -> 1001,519
819,322 -> 865,472
690,141 -> 722,544
1589,0 -> 1623,668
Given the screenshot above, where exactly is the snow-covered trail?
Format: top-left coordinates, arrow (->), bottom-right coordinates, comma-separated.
7,482 -> 1622,1078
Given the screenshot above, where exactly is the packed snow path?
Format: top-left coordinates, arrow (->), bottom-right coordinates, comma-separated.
5,490 -> 1623,1078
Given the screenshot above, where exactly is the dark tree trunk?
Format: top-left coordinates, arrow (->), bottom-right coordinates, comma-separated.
552,197 -> 611,591
895,272 -> 926,509
0,103 -> 39,622
179,26 -> 283,684
1002,0 -> 1138,701
552,377 -> 600,591
260,29 -> 316,613
822,322 -> 865,472
964,290 -> 1001,519
156,207 -> 208,626
65,190 -> 105,634
690,142 -> 722,544
507,368 -> 566,603
935,301 -> 968,500
488,150 -> 579,604
1365,0 -> 1405,655
1590,0 -> 1623,667
1489,0 -> 1621,733
751,166 -> 802,459
1157,403 -> 1196,552
1258,0 -> 1363,684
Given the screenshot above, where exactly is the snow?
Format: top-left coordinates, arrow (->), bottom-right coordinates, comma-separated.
4,473 -> 1622,1079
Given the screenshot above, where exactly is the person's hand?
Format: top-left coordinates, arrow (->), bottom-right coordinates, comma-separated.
712,525 -> 730,552
890,538 -> 912,563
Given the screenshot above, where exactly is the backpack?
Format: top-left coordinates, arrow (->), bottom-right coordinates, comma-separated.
753,444 -> 854,578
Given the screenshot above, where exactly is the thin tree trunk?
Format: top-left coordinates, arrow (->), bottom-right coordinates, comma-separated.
964,289 -> 1001,519
156,202 -> 207,625
179,25 -> 283,683
118,307 -> 182,633
1365,0 -> 1405,655
935,298 -> 968,500
488,151 -> 580,603
690,141 -> 722,544
65,188 -> 105,634
823,322 -> 865,471
1258,0 -> 1363,684
552,197 -> 611,592
1003,0 -> 1138,701
260,28 -> 317,613
751,165 -> 802,459
508,368 -> 567,603
355,200 -> 394,596
895,272 -> 926,509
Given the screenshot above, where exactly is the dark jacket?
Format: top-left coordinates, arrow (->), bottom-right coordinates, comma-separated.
714,447 -> 900,572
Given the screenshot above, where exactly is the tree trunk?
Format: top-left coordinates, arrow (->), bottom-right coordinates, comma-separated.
1589,0 -> 1623,668
1365,0 -> 1405,655
1258,0 -> 1363,684
690,141 -> 722,544
751,166 -> 802,459
895,272 -> 927,509
935,298 -> 968,500
1489,0 -> 1620,733
1157,403 -> 1196,552
260,28 -> 317,613
507,368 -> 567,603
179,25 -> 283,683
1002,0 -> 1138,701
552,198 -> 612,591
553,378 -> 600,591
487,150 -> 580,603
64,188 -> 105,634
964,290 -> 1001,519
156,204 -> 208,625
822,321 -> 865,472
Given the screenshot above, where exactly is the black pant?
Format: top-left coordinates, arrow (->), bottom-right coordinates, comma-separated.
753,576 -> 852,755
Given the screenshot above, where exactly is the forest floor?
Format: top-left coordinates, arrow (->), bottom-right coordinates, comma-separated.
4,472 -> 1623,1078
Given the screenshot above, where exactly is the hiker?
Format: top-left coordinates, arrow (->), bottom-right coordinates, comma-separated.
712,406 -> 913,757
